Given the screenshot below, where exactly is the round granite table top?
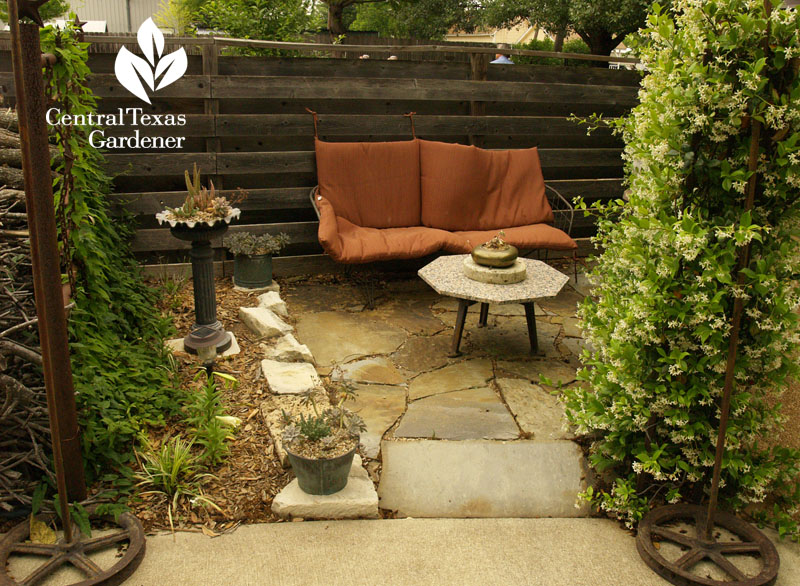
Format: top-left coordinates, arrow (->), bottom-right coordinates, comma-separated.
418,255 -> 570,304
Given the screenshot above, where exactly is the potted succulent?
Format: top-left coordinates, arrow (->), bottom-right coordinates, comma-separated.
281,385 -> 366,495
155,165 -> 243,354
224,231 -> 289,289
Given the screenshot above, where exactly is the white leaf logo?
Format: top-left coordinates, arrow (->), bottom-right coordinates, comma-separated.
114,18 -> 187,104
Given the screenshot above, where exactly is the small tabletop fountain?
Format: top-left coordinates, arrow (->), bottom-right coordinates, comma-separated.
464,231 -> 527,284
156,165 -> 241,354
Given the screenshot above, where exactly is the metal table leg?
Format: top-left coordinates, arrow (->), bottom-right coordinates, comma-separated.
449,298 -> 474,357
523,302 -> 538,354
478,303 -> 489,327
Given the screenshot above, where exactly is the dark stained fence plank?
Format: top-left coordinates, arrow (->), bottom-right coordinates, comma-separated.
132,221 -> 318,252
216,114 -> 616,138
0,73 -> 211,99
105,153 -> 216,176
211,76 -> 638,106
219,56 -> 471,80
216,148 -> 623,175
111,187 -> 311,215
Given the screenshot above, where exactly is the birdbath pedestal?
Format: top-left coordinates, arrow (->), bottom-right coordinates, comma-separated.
170,221 -> 232,355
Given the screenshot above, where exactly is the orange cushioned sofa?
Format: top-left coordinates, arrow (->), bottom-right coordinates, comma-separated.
310,138 -> 577,264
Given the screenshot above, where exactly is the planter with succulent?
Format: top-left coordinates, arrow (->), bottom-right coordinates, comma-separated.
281,385 -> 366,495
223,231 -> 289,289
156,165 -> 243,355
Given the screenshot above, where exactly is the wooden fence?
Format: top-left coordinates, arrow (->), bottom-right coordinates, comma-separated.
0,36 -> 641,276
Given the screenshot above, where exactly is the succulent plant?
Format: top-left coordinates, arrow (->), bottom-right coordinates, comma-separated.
223,231 -> 289,257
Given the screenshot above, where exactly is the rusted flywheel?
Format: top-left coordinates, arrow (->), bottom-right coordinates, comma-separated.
0,506 -> 145,586
637,504 -> 779,586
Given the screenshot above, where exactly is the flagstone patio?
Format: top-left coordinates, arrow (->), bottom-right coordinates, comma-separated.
267,267 -> 593,518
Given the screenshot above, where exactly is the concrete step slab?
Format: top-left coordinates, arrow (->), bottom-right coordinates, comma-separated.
378,439 -> 589,518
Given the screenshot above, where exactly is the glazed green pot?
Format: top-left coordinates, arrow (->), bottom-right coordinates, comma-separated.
233,254 -> 272,289
471,244 -> 519,268
286,444 -> 357,495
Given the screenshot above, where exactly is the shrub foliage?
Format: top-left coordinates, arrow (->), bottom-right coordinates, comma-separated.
565,0 -> 800,538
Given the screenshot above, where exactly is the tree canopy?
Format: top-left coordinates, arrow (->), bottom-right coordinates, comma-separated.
483,0 -> 657,56
350,0 -> 480,40
0,0 -> 69,24
200,0 -> 312,40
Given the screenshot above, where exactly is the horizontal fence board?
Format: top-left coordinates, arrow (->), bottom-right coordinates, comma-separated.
488,64 -> 641,86
101,114 -> 214,138
132,221 -> 319,253
106,153 -> 216,175
216,114 -> 615,138
216,148 -> 623,176
112,187 -> 312,216
114,179 -> 623,219
219,56 -> 472,80
211,76 -> 639,106
0,73 -> 211,99
218,98 -> 471,117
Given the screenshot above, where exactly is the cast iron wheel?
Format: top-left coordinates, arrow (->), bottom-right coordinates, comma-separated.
637,504 -> 779,586
0,506 -> 145,586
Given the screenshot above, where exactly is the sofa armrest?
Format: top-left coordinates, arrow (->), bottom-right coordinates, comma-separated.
545,184 -> 574,237
309,186 -> 321,220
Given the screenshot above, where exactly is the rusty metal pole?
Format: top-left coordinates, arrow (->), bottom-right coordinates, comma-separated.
7,0 -> 87,533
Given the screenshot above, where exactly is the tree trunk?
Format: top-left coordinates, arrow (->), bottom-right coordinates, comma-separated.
553,29 -> 566,53
328,3 -> 346,39
577,29 -> 618,68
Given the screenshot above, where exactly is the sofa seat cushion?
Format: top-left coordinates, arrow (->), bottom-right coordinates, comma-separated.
315,138 -> 421,229
451,224 -> 578,253
420,140 -> 553,231
316,196 -> 460,263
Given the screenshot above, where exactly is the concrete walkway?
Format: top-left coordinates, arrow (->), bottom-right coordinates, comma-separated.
127,518 -> 800,586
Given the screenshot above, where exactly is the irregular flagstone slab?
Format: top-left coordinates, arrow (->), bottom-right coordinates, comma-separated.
408,358 -> 493,401
394,387 -> 518,441
261,359 -> 322,395
294,312 -> 408,367
537,286 -> 584,317
496,378 -> 573,441
272,454 -> 379,520
260,391 -> 331,466
376,298 -> 447,336
563,337 -> 593,359
333,357 -> 406,385
350,384 -> 407,459
495,359 -> 577,386
563,317 -> 583,339
262,334 -> 315,364
378,440 -> 589,518
239,307 -> 292,339
466,318 -> 562,359
568,272 -> 593,297
436,309 -> 496,329
434,301 -> 547,317
257,291 -> 289,318
391,335 -> 453,374
166,334 -> 241,358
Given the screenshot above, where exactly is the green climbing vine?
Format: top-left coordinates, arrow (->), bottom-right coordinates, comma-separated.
41,20 -> 184,486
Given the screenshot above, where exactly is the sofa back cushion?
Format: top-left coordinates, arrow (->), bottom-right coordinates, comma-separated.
419,140 -> 553,231
315,138 -> 421,229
